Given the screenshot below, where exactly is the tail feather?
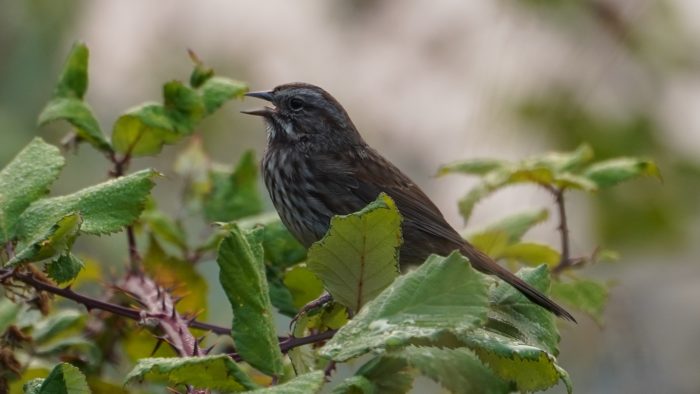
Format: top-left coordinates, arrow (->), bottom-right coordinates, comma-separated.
460,244 -> 576,322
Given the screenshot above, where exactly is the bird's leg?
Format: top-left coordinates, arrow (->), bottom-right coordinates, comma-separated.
290,292 -> 333,328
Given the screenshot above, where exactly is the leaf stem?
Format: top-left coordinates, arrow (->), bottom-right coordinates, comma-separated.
549,187 -> 571,274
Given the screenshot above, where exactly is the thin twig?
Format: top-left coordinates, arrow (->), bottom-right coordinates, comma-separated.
549,187 -> 571,274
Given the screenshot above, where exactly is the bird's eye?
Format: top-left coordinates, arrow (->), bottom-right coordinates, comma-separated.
289,97 -> 304,112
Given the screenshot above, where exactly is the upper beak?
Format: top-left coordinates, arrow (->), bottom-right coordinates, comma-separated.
245,90 -> 274,101
242,90 -> 275,117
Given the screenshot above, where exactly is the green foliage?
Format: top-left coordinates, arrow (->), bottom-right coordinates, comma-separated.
321,252 -> 488,362
247,371 -> 325,394
216,225 -> 284,377
24,363 -> 90,394
0,138 -> 64,245
439,144 -> 660,221
203,150 -> 263,222
8,213 -> 82,267
124,355 -> 258,392
307,193 -> 402,312
551,279 -> 610,324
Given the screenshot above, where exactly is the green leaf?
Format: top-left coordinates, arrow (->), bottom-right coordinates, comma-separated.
584,157 -> 661,188
437,158 -> 509,176
321,252 -> 489,362
111,103 -> 179,156
32,309 -> 83,343
200,77 -> 248,114
141,207 -> 188,252
124,355 -> 258,392
467,230 -> 509,259
247,371 -> 325,394
529,144 -> 594,172
164,80 -> 205,126
463,330 -> 571,393
262,220 -> 307,269
23,378 -> 45,394
552,172 -> 598,191
38,97 -> 110,152
17,169 -> 157,241
500,242 -> 560,267
551,279 -> 609,324
46,253 -> 85,283
0,137 -> 64,245
332,356 -> 413,394
216,225 -> 284,376
54,42 -> 89,99
34,336 -> 101,366
307,193 -> 402,312
469,209 -> 549,243
391,346 -> 511,394
486,265 -> 559,355
283,264 -> 324,309
33,363 -> 90,394
203,151 -> 263,222
8,213 -> 82,267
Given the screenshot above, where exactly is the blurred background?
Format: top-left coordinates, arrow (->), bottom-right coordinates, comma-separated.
1,0 -> 699,392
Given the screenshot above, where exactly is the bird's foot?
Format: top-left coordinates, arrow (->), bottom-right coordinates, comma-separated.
290,292 -> 333,329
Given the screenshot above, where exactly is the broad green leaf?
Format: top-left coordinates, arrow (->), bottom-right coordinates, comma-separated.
268,277 -> 298,317
0,298 -> 20,334
54,42 -> 88,99
124,355 -> 258,392
32,363 -> 90,394
188,51 -> 215,88
262,220 -> 307,269
584,157 -> 661,188
247,371 -> 325,394
143,237 -> 208,317
349,356 -> 413,394
307,193 -> 402,312
500,242 -> 560,267
467,230 -> 509,259
111,103 -> 179,156
17,169 -> 157,241
321,252 -> 489,361
552,172 -> 598,191
38,97 -> 110,152
283,264 -> 324,309
8,213 -> 82,267
486,265 -> 559,355
141,208 -> 188,252
217,225 -> 284,377
163,80 -> 205,130
437,158 -> 508,176
551,279 -> 609,324
528,144 -> 594,172
390,346 -> 511,394
46,253 -> 85,283
463,330 -> 571,393
203,151 -> 263,221
32,309 -> 83,343
469,209 -> 549,243
0,138 -> 64,245
201,76 -> 248,114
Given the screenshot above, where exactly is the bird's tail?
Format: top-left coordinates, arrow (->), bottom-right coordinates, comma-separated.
459,244 -> 576,322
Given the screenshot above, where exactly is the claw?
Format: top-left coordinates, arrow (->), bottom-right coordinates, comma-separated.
289,292 -> 333,329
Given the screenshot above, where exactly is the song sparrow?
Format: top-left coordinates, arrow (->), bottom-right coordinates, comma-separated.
243,83 -> 575,321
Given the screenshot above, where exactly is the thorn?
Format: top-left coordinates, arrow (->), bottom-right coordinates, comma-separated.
193,339 -> 200,355
171,308 -> 177,319
197,336 -> 206,345
172,296 -> 183,305
156,286 -> 161,298
161,297 -> 166,311
151,338 -> 164,356
204,345 -> 215,355
178,326 -> 184,335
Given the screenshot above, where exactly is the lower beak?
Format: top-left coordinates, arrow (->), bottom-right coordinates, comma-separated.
241,107 -> 275,117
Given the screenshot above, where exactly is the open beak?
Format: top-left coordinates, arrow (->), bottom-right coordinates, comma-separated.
242,90 -> 275,117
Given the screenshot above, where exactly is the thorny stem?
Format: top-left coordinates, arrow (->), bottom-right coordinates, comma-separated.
552,188 -> 571,274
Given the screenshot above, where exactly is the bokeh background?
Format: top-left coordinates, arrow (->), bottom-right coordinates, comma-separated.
1,1 -> 699,392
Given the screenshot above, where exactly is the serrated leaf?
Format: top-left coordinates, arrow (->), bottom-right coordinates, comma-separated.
124,355 -> 258,392
33,363 -> 90,394
200,77 -> 247,114
486,265 -> 559,355
500,242 -> 560,267
38,97 -> 110,152
584,157 -> 661,188
391,346 -> 511,394
437,158 -> 509,176
17,169 -> 157,241
8,213 -> 82,267
216,225 -> 284,377
0,138 -> 64,245
143,236 -> 208,317
551,279 -> 609,324
111,103 -> 179,156
247,371 -> 325,394
203,151 -> 263,222
46,253 -> 85,283
321,252 -> 489,362
307,193 -> 402,312
463,330 -> 571,393
54,42 -> 88,99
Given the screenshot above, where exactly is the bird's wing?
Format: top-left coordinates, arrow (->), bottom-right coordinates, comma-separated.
313,148 -> 466,249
